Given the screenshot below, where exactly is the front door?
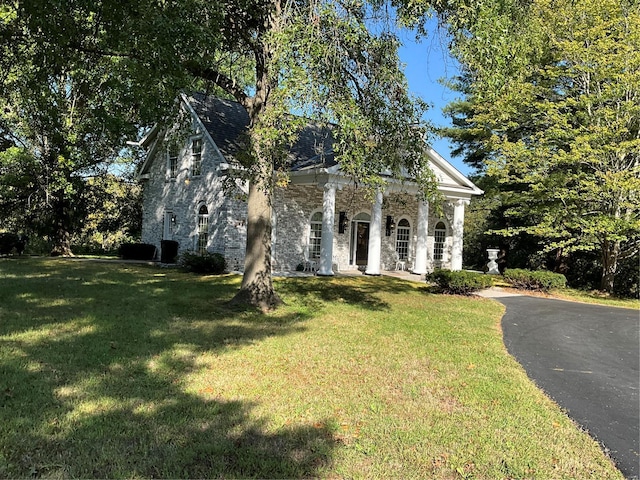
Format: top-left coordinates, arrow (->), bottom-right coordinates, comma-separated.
354,222 -> 369,266
163,211 -> 174,240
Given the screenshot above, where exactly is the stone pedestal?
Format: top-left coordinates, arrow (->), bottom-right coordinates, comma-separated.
486,248 -> 500,274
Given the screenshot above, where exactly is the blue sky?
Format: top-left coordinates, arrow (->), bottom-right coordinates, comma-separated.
396,20 -> 471,177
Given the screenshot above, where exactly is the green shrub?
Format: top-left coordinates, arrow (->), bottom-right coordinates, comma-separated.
119,243 -> 157,260
179,251 -> 226,275
426,269 -> 494,295
503,268 -> 567,292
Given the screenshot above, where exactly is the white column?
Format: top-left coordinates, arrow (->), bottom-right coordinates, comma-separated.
318,183 -> 336,276
451,199 -> 468,271
365,191 -> 383,275
412,199 -> 429,274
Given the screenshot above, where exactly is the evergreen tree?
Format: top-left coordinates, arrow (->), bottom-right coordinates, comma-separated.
440,0 -> 640,293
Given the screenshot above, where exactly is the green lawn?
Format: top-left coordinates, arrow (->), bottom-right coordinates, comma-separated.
549,288 -> 639,309
0,257 -> 623,479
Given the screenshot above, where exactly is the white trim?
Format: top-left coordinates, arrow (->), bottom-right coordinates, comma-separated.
196,203 -> 210,255
395,217 -> 412,261
166,143 -> 180,181
450,199 -> 467,271
350,211 -> 371,267
180,93 -> 227,165
433,220 -> 447,263
189,135 -> 204,177
163,210 -> 175,240
308,209 -> 323,261
318,184 -> 336,276
137,131 -> 162,178
413,200 -> 429,275
426,147 -> 484,196
365,191 -> 383,275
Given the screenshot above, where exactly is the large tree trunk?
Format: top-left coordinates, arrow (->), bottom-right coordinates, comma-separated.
228,7 -> 283,311
552,248 -> 569,275
50,191 -> 74,257
600,240 -> 620,294
229,93 -> 281,311
230,175 -> 282,312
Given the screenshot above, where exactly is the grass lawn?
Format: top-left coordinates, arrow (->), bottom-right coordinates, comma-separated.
0,257 -> 623,479
548,288 -> 638,309
489,279 -> 638,310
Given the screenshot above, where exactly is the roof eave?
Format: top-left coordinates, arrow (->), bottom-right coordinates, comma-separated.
426,147 -> 482,195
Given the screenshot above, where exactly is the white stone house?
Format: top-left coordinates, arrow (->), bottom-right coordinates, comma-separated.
137,93 -> 483,275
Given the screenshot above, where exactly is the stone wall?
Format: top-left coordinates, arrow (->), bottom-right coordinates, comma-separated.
141,117 -> 456,271
140,125 -> 234,261
271,185 -> 454,272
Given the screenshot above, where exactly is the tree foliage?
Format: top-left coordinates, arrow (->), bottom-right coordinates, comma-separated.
74,175 -> 142,254
0,1 -> 192,254
440,0 -> 640,293
219,0 -> 438,310
2,0 -> 439,309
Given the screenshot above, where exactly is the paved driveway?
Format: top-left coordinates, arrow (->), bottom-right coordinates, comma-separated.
489,293 -> 639,479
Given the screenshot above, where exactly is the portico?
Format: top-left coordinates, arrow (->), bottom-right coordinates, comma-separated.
284,166 -> 477,276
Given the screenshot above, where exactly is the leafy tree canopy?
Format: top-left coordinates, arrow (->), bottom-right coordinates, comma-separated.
2,0 -> 442,308
438,0 -> 640,293
0,0 -> 209,254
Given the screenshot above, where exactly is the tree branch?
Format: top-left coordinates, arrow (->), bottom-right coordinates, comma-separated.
64,41 -> 250,107
182,61 -> 249,107
66,40 -> 141,60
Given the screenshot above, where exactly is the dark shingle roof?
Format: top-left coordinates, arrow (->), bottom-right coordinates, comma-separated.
186,93 -> 336,171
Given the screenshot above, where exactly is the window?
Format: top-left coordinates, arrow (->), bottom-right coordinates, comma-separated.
434,221 -> 446,261
395,218 -> 410,260
191,138 -> 202,176
309,211 -> 322,259
197,205 -> 208,255
168,145 -> 179,179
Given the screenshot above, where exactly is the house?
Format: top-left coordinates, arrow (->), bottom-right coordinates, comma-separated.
137,93 -> 483,275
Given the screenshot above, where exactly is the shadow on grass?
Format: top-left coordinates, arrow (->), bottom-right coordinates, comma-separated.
1,359 -> 335,478
0,258 -> 334,478
274,273 -> 422,311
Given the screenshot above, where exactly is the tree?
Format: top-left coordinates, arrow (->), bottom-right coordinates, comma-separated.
2,0 -> 438,309
204,0 -> 436,310
1,5 -> 135,254
461,174 -> 568,275
439,0 -> 640,293
74,175 -> 142,253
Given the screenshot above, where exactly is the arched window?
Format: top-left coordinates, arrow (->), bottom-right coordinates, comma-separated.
434,221 -> 446,261
395,218 -> 411,260
309,211 -> 322,259
197,205 -> 209,255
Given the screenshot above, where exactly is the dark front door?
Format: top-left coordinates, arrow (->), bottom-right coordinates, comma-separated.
355,222 -> 369,265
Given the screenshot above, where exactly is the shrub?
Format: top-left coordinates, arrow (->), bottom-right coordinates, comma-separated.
0,233 -> 27,255
179,251 -> 226,275
613,254 -> 640,299
119,243 -> 157,261
426,269 -> 494,295
71,242 -> 120,256
503,268 -> 567,292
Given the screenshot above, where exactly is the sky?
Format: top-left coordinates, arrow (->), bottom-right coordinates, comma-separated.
395,20 -> 471,177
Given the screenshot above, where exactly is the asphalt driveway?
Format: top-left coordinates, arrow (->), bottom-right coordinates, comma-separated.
491,293 -> 639,479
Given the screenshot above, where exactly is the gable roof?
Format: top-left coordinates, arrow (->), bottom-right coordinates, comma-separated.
185,93 -> 336,171
139,93 -> 482,198
186,94 -> 249,160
